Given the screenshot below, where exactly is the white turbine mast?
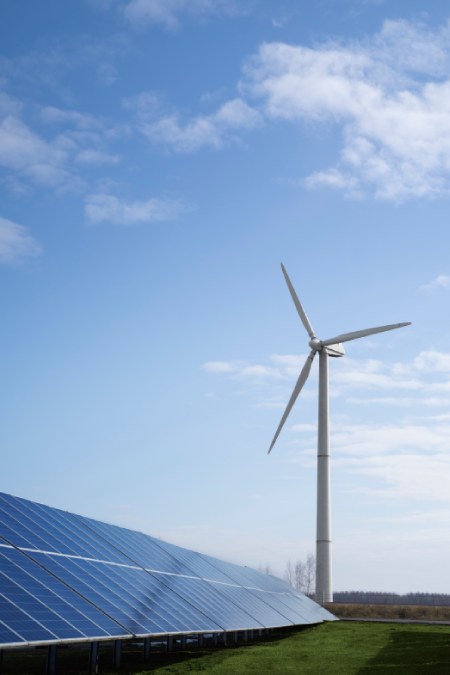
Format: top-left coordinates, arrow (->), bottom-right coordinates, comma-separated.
268,263 -> 411,605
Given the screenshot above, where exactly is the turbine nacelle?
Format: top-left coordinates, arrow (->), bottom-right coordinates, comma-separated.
324,342 -> 345,358
308,338 -> 345,357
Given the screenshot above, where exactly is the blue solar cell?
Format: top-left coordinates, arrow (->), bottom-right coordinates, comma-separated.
154,573 -> 264,631
0,492 -> 335,648
0,620 -> 24,645
0,494 -> 129,563
31,551 -> 222,635
251,588 -> 311,623
199,550 -> 289,591
0,593 -> 58,643
78,515 -> 199,577
0,545 -> 124,643
211,582 -> 295,627
154,538 -> 238,584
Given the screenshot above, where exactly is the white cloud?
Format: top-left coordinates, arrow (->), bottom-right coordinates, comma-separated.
0,216 -> 42,264
203,352 -> 429,392
40,106 -> 100,130
137,97 -> 262,152
123,91 -> 161,116
370,18 -> 450,76
0,114 -> 83,193
304,168 -> 362,199
84,193 -> 186,225
202,354 -> 310,382
334,430 -> 450,504
123,0 -> 242,30
0,97 -> 125,192
281,418 -> 450,504
394,350 -> 450,375
0,116 -> 66,174
420,274 -> 450,291
203,361 -> 238,373
332,422 -> 449,456
240,19 -> 450,200
75,149 -> 120,165
333,356 -> 421,392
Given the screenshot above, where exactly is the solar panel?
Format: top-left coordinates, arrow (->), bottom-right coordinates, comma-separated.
0,492 -> 335,649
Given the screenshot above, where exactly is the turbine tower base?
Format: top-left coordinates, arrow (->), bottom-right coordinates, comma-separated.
315,539 -> 333,604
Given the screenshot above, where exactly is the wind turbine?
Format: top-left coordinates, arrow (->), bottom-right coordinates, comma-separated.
268,264 -> 411,605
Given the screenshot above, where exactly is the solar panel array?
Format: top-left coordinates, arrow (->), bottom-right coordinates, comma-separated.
0,492 -> 335,648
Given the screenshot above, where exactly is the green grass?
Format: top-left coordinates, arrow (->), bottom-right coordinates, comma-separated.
3,622 -> 450,674
144,623 -> 450,674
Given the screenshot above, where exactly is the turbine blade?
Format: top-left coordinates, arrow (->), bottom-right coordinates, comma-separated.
321,322 -> 411,347
268,350 -> 316,454
281,263 -> 315,339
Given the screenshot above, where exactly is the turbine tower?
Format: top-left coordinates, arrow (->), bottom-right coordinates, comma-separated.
268,264 -> 411,605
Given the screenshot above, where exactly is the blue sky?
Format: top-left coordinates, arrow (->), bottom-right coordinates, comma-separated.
1,0 -> 450,595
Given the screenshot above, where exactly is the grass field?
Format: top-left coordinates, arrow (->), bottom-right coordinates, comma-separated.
3,621 -> 450,674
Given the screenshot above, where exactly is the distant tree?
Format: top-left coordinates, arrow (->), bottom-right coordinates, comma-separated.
284,554 -> 315,595
294,560 -> 305,592
284,560 -> 295,587
303,553 -> 315,595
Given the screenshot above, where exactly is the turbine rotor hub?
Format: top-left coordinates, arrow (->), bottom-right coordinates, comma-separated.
308,337 -> 322,352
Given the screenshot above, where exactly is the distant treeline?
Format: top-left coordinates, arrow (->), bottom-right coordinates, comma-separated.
334,591 -> 450,606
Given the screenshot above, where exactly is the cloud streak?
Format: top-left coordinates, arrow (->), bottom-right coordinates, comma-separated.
330,421 -> 450,503
123,0 -> 244,30
128,95 -> 262,152
0,98 -> 125,193
84,193 -> 187,225
203,351 -> 445,392
0,216 -> 42,264
420,275 -> 450,291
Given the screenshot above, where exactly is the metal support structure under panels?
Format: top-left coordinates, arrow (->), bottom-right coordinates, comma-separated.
46,644 -> 57,675
89,641 -> 99,675
113,640 -> 121,668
